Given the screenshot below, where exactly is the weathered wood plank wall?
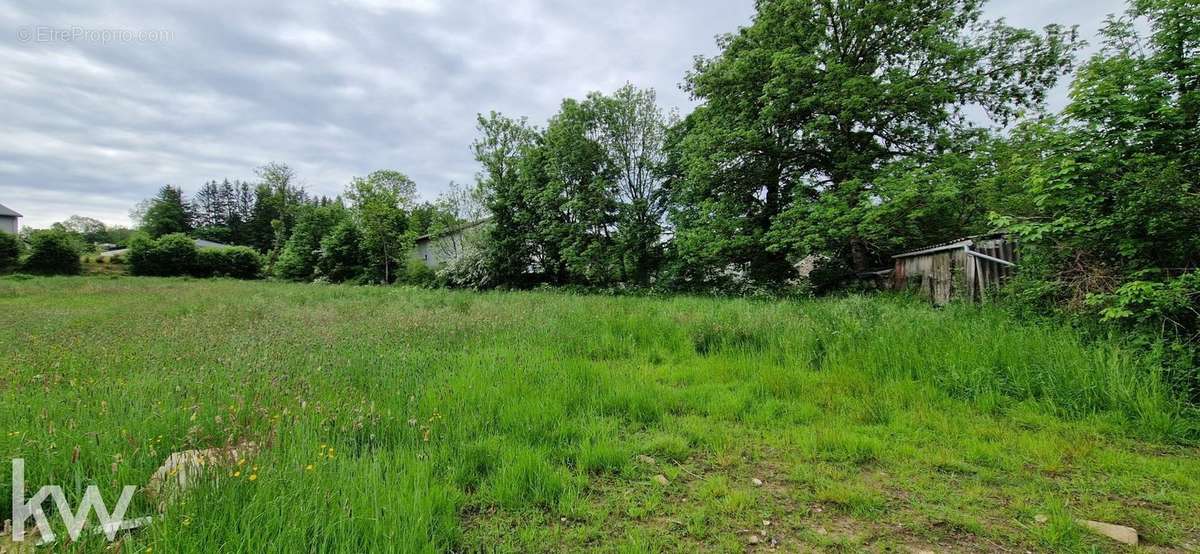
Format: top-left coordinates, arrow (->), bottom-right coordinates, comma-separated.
892,235 -> 1017,304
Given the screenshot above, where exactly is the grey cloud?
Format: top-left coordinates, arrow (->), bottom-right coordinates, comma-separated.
2,0 -> 1115,228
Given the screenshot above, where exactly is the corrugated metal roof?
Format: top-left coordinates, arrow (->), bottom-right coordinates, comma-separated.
0,203 -> 22,217
891,232 -> 1007,259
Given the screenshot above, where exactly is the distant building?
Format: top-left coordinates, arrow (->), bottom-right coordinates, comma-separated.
411,219 -> 491,269
0,203 -> 21,235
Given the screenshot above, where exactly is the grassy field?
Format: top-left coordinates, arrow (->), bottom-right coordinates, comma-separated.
0,277 -> 1197,553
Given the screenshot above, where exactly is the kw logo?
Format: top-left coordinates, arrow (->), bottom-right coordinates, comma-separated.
9,459 -> 151,545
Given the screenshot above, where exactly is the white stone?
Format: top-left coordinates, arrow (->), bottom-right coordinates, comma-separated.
1077,519 -> 1138,546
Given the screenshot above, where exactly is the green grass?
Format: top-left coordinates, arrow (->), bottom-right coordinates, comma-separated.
0,277 -> 1197,552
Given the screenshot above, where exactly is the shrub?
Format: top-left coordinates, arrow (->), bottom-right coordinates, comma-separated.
0,232 -> 21,273
193,247 -> 262,279
129,233 -> 197,276
21,230 -> 82,275
400,258 -> 438,287
437,247 -> 494,290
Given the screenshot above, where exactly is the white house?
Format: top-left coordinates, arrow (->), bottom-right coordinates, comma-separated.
411,219 -> 490,269
0,203 -> 21,235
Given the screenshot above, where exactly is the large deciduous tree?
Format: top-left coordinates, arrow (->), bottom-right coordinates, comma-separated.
671,0 -> 1079,285
473,112 -> 541,284
592,85 -> 674,285
346,170 -> 417,283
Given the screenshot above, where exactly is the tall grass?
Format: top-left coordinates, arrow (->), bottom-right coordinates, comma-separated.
0,277 -> 1194,551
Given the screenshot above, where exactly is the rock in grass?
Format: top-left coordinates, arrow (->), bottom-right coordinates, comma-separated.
748,534 -> 761,545
653,474 -> 670,486
1077,519 -> 1138,546
1034,514 -> 1049,523
752,477 -> 764,487
146,442 -> 260,506
636,455 -> 657,465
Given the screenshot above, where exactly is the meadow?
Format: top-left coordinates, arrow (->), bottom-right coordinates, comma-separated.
0,277 -> 1197,552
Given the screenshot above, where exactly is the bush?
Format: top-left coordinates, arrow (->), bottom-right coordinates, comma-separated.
193,247 -> 262,279
129,233 -> 197,276
0,232 -> 20,273
437,248 -> 494,290
21,230 -> 82,275
400,258 -> 438,287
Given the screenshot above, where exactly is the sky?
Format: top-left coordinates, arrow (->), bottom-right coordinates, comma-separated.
2,0 -> 1126,229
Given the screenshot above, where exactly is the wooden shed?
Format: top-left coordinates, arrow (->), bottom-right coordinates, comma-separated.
891,234 -> 1017,304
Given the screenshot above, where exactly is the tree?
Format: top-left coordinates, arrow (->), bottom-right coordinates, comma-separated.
21,230 -> 82,275
346,170 -> 417,283
671,0 -> 1079,286
542,97 -> 620,285
591,84 -> 674,285
474,112 -> 541,284
247,163 -> 308,252
53,216 -> 109,245
317,220 -> 368,283
139,185 -> 194,238
274,204 -> 345,281
0,231 -> 20,273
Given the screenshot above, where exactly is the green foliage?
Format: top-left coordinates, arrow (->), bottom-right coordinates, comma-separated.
346,170 -> 418,283
316,220 -> 369,283
139,185 -> 194,238
400,258 -> 438,288
437,243 -> 494,290
0,232 -> 20,273
274,205 -> 344,281
473,85 -> 672,289
129,233 -> 198,277
193,247 -> 263,279
20,229 -> 82,275
669,0 -> 1078,284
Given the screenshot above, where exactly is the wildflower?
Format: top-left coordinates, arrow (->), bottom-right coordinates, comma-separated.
233,471 -> 241,478
248,474 -> 257,481
305,464 -> 314,471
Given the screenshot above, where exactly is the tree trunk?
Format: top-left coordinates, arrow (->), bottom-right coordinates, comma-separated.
850,237 -> 869,273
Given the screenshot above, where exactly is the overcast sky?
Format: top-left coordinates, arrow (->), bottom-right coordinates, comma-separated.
2,0 -> 1126,229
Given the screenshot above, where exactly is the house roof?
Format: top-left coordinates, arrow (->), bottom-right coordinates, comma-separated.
0,203 -> 21,217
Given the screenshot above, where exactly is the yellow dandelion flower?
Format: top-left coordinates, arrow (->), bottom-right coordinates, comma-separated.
305,464 -> 315,471
233,471 -> 241,478
248,474 -> 257,481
